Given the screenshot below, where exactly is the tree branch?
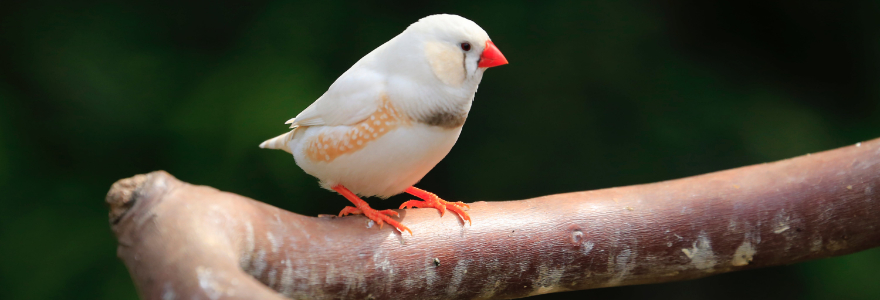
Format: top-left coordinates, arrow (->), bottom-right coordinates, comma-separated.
107,138 -> 880,300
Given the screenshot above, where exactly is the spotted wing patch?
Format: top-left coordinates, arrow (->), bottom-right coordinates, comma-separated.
304,96 -> 410,162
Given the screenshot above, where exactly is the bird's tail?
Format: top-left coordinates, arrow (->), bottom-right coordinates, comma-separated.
259,127 -> 298,154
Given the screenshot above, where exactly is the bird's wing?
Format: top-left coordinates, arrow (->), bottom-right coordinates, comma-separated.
288,67 -> 385,127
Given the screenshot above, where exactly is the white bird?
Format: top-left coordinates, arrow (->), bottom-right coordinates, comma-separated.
260,14 -> 508,234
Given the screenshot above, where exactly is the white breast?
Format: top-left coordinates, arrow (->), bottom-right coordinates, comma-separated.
289,123 -> 462,198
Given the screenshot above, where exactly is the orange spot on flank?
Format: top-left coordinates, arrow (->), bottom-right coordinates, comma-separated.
305,95 -> 410,162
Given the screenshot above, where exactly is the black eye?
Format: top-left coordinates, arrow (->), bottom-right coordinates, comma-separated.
460,42 -> 471,51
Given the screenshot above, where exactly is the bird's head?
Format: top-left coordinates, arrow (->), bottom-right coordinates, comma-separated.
399,14 -> 508,88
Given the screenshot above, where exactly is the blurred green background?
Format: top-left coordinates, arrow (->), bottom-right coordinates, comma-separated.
1,0 -> 879,299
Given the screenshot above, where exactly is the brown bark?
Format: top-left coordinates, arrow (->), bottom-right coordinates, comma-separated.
107,138 -> 880,300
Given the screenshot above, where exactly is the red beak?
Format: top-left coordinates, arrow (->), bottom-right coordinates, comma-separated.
478,40 -> 509,68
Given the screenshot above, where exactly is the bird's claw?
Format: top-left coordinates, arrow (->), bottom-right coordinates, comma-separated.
399,195 -> 471,225
337,206 -> 410,235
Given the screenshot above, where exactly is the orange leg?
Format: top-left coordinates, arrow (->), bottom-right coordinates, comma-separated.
399,186 -> 471,225
332,185 -> 412,235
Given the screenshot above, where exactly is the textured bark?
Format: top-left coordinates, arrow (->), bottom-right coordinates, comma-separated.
107,138 -> 880,300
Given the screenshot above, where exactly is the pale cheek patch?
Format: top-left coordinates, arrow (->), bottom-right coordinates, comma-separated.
305,96 -> 410,162
424,41 -> 465,87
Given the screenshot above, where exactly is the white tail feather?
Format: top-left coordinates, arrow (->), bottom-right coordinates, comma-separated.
259,128 -> 297,154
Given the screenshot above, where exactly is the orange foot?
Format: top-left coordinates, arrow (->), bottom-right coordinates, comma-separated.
400,186 -> 471,225
332,185 -> 412,235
